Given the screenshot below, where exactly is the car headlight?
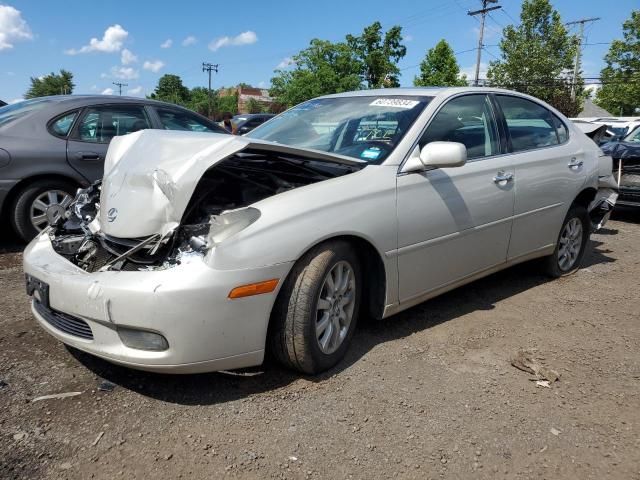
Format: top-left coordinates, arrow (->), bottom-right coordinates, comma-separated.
188,207 -> 261,252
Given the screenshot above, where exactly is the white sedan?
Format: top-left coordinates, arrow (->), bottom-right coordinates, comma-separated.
23,88 -> 616,374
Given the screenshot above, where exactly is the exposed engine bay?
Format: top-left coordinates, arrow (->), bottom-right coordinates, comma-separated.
49,150 -> 361,272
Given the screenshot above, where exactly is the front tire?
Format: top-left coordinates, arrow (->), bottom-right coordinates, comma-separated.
544,205 -> 590,278
269,240 -> 361,374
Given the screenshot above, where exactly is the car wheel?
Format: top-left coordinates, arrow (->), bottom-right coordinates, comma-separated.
11,179 -> 76,241
269,240 -> 361,374
544,204 -> 590,278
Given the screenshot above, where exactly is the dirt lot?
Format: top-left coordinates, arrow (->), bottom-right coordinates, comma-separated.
1,212 -> 639,480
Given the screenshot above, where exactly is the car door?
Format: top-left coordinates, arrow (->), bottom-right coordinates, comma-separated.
396,93 -> 514,304
493,95 -> 582,261
66,104 -> 151,181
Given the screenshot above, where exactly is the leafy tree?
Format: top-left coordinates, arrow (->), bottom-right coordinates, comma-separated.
595,10 -> 640,116
148,74 -> 191,105
216,91 -> 238,116
245,97 -> 265,113
346,21 -> 407,88
414,40 -> 467,87
270,39 -> 363,107
486,0 -> 581,116
25,70 -> 74,98
188,86 -> 213,116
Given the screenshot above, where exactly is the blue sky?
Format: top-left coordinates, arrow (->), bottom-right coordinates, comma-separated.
1,0 -> 637,102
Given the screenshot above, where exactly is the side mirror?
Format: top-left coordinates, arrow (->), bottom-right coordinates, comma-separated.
238,126 -> 251,135
420,141 -> 467,168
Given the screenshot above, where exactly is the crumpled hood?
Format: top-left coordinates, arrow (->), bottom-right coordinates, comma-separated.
99,129 -> 362,238
100,130 -> 243,238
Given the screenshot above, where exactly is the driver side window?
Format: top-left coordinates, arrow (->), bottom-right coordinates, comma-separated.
420,94 -> 499,160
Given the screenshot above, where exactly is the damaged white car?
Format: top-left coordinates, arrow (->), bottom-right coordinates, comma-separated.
23,88 -> 617,374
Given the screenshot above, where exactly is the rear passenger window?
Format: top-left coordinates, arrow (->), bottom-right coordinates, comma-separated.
496,96 -> 560,152
420,94 -> 499,160
75,106 -> 150,143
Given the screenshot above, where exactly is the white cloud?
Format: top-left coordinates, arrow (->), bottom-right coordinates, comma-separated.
101,87 -> 114,95
404,34 -> 414,42
209,30 -> 257,51
121,48 -> 137,65
276,57 -> 294,69
160,38 -> 172,48
110,65 -> 139,80
182,35 -> 197,46
143,60 -> 165,72
127,86 -> 143,95
65,24 -> 128,55
0,5 -> 33,51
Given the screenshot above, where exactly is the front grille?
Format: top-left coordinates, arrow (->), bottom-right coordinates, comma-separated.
34,300 -> 94,340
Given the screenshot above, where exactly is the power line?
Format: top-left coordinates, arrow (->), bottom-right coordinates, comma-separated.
202,62 -> 219,119
468,0 -> 502,86
112,82 -> 127,96
566,17 -> 601,100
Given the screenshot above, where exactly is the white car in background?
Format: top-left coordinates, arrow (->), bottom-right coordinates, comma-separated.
23,88 -> 616,375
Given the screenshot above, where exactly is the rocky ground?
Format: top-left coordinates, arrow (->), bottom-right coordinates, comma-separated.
1,211 -> 639,479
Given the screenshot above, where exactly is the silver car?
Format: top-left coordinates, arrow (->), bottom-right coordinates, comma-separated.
23,88 -> 617,374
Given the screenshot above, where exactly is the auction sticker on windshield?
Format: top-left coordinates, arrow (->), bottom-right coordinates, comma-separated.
370,98 -> 420,109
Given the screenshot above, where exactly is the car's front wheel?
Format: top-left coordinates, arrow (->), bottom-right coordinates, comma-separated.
544,204 -> 590,278
11,179 -> 76,241
269,240 -> 361,374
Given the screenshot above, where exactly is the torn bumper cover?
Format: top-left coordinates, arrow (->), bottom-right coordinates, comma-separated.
587,153 -> 618,231
24,232 -> 292,373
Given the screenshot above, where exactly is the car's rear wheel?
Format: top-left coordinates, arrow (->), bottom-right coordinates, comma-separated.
544,205 -> 590,278
269,240 -> 361,374
11,179 -> 76,241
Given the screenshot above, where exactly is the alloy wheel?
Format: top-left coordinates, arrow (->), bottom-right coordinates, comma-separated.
315,260 -> 356,355
30,190 -> 73,231
558,217 -> 583,271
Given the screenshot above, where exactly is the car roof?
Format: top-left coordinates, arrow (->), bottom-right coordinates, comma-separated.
318,86 -> 556,100
22,94 -> 186,109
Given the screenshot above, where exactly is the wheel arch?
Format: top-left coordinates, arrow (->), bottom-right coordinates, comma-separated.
1,174 -> 81,227
573,187 -> 597,209
272,234 -> 388,323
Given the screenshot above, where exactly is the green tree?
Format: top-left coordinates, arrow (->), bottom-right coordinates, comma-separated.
270,39 -> 363,107
148,74 -> 191,106
346,21 -> 407,88
486,0 -> 581,116
595,10 -> 640,116
245,97 -> 265,113
25,69 -> 74,98
414,40 -> 467,87
216,91 -> 238,116
188,87 -> 213,116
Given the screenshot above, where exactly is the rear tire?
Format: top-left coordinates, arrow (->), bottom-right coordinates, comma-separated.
269,240 -> 361,374
543,205 -> 590,278
11,179 -> 76,241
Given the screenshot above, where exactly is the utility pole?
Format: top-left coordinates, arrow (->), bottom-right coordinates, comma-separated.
468,0 -> 501,87
202,62 -> 219,119
112,82 -> 127,96
566,17 -> 600,100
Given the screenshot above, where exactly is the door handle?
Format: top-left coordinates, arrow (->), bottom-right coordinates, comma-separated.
568,157 -> 583,169
76,152 -> 101,161
493,171 -> 514,183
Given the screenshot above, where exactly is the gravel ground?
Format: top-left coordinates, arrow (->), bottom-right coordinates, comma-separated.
1,211 -> 639,480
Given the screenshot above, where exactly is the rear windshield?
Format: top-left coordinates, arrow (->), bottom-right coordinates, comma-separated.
0,98 -> 54,128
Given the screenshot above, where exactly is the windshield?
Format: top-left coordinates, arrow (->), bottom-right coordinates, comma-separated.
0,98 -> 54,128
246,96 -> 431,163
623,126 -> 640,142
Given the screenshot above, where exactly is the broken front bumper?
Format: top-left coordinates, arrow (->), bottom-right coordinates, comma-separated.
23,233 -> 293,373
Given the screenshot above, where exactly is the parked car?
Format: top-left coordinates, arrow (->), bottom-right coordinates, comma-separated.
601,127 -> 640,208
0,96 -> 227,240
23,87 -> 616,375
232,113 -> 274,134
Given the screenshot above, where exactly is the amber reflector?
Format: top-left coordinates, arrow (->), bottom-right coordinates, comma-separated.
228,279 -> 279,299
